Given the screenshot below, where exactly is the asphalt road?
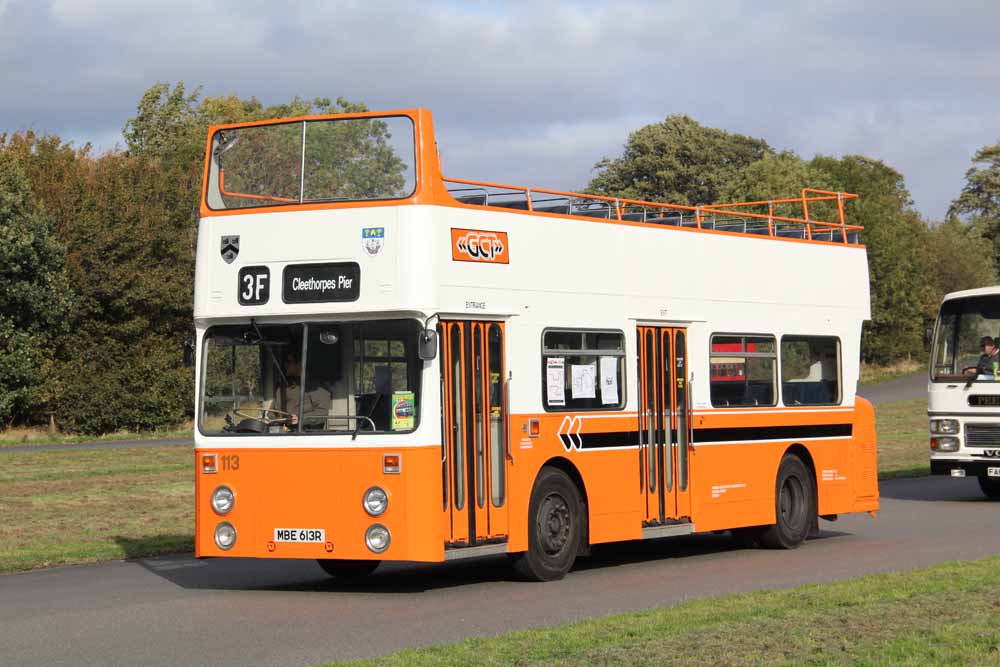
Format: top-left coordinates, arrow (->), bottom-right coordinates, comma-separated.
857,371 -> 926,404
2,476 -> 998,666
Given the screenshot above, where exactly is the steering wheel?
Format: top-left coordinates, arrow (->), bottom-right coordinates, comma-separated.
233,407 -> 294,425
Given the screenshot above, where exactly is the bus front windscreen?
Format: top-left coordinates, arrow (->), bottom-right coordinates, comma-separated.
200,320 -> 423,435
932,295 -> 1000,380
207,116 -> 416,210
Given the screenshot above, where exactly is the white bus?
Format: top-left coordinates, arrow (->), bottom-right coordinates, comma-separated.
192,108 -> 879,581
929,286 -> 1000,497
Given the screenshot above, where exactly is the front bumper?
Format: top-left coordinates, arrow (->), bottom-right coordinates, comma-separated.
930,459 -> 1000,477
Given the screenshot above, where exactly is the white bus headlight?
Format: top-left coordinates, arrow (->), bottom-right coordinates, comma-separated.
214,522 -> 237,550
365,524 -> 391,553
930,419 -> 959,435
931,436 -> 960,452
363,486 -> 388,516
211,486 -> 235,515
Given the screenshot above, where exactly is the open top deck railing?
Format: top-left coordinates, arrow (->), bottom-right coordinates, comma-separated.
443,178 -> 862,245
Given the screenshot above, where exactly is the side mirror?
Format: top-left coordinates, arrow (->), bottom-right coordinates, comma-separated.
418,329 -> 438,361
183,336 -> 195,367
924,325 -> 934,347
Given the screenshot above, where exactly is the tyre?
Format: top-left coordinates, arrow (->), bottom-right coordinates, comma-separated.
512,467 -> 584,581
757,454 -> 816,549
316,559 -> 380,579
978,476 -> 1000,499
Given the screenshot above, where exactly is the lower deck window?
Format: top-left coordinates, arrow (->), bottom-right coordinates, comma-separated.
781,336 -> 841,405
542,329 -> 625,411
710,334 -> 777,407
200,319 -> 422,435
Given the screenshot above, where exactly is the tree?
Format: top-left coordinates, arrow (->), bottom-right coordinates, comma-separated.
722,152 -> 837,220
811,155 -> 928,363
920,216 -> 998,318
587,115 -> 773,205
0,152 -> 71,425
949,140 -> 1000,269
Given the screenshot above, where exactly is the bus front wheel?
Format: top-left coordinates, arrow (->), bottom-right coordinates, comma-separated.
512,467 -> 584,582
316,559 -> 380,579
757,454 -> 815,549
978,476 -> 1000,499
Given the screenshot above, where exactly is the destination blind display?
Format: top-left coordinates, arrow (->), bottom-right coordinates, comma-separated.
282,262 -> 360,303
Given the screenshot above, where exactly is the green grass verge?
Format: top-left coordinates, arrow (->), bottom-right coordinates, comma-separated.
860,359 -> 925,385
0,446 -> 193,572
875,398 -> 929,479
0,428 -> 192,449
327,556 -> 1000,666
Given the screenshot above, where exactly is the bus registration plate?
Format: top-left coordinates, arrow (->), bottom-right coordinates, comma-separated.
274,528 -> 325,543
989,468 -> 1000,477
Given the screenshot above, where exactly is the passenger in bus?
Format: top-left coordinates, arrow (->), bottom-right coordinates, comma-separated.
963,336 -> 1000,378
281,349 -> 332,428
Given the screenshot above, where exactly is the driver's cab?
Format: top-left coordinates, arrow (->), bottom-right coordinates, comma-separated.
198,319 -> 423,437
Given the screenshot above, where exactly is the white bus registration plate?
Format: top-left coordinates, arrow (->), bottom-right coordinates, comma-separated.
274,528 -> 325,543
988,468 -> 1000,477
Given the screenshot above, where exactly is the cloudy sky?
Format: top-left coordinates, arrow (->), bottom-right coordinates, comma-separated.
1,0 -> 998,220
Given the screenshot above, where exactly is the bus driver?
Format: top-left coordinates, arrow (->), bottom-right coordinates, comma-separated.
963,336 -> 1000,378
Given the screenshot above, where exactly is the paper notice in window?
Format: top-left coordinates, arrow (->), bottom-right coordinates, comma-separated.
600,356 -> 619,405
571,363 -> 597,399
546,358 -> 566,406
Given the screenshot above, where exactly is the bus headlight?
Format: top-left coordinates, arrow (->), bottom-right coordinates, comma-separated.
363,486 -> 388,516
214,522 -> 237,550
930,419 -> 959,435
931,436 -> 960,452
211,486 -> 235,515
365,524 -> 391,553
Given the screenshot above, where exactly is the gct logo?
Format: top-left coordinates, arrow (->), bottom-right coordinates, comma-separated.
451,228 -> 509,264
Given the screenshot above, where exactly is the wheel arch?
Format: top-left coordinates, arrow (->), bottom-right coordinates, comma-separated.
540,456 -> 590,553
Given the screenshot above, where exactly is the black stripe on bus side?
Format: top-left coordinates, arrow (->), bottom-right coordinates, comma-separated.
693,423 -> 853,443
578,431 -> 639,449
573,423 -> 852,450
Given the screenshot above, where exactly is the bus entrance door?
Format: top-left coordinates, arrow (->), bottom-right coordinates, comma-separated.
638,327 -> 692,523
441,321 -> 509,546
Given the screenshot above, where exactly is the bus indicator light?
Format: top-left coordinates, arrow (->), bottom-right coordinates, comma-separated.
383,454 -> 401,474
529,419 -> 540,437
202,453 -> 217,473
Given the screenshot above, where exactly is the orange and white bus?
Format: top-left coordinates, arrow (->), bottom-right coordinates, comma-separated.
193,108 -> 878,581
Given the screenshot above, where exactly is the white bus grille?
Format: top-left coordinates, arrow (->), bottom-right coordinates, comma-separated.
965,424 -> 1000,448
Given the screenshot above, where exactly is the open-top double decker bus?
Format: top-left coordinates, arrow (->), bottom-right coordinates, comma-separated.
193,108 -> 878,581
928,286 -> 1000,498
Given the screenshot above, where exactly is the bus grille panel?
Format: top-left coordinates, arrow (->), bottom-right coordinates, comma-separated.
965,424 -> 1000,447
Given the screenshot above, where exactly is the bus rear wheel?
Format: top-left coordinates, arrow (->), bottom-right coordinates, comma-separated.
316,559 -> 380,579
757,454 -> 815,549
512,467 -> 584,582
978,476 -> 1000,499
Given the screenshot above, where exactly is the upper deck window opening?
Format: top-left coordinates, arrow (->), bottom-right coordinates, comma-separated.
710,334 -> 777,407
207,116 -> 416,210
541,328 -> 626,411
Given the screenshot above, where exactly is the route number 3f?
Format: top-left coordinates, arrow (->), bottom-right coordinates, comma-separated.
238,266 -> 270,305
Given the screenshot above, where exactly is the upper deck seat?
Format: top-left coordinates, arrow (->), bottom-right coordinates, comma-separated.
452,193 -> 487,206
574,208 -> 613,219
534,203 -> 571,215
776,227 -> 805,239
621,212 -> 647,222
646,215 -> 683,226
491,199 -> 531,210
